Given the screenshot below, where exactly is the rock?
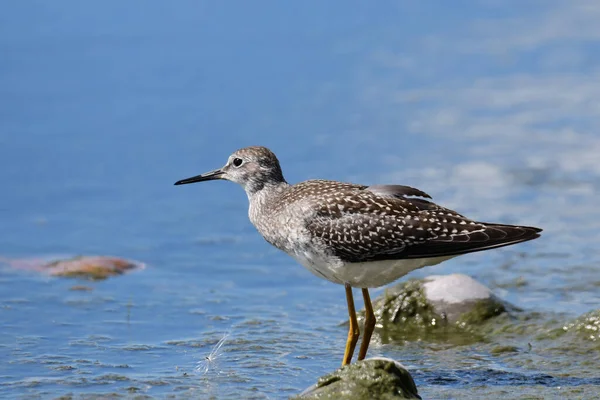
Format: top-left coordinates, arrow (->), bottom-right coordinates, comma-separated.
551,309 -> 600,343
44,256 -> 145,280
296,357 -> 420,400
422,274 -> 514,326
0,255 -> 146,280
362,274 -> 514,333
69,285 -> 94,291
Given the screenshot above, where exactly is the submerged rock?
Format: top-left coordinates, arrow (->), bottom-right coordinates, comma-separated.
0,255 -> 145,280
296,357 -> 420,400
362,274 -> 514,335
45,256 -> 145,280
550,309 -> 600,343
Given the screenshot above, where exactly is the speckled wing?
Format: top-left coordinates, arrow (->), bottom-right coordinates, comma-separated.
306,184 -> 542,263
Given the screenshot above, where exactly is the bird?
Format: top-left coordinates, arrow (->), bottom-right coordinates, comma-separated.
175,146 -> 542,366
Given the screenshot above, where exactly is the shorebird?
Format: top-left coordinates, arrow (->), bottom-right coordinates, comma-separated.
175,146 -> 542,366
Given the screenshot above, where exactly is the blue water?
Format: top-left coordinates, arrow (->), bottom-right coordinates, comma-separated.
1,1 -> 599,398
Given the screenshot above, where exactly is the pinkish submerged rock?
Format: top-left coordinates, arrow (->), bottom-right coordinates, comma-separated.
0,255 -> 145,280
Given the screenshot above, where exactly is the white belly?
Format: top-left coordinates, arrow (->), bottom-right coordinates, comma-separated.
290,250 -> 454,288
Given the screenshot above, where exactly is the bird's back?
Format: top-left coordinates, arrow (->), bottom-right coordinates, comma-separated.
257,179 -> 541,264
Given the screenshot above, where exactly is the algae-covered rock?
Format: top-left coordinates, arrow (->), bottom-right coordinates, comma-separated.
367,279 -> 440,330
550,309 -> 600,343
296,357 -> 420,400
362,274 -> 514,335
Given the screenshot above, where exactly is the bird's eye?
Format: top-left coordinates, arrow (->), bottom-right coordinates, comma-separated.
232,158 -> 243,167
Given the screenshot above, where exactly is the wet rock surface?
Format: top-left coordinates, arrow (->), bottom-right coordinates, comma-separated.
296,357 -> 420,400
362,274 -> 514,337
0,255 -> 145,280
422,274 -> 515,326
44,256 -> 144,280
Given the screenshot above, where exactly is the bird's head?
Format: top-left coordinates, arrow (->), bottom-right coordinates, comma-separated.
175,146 -> 286,195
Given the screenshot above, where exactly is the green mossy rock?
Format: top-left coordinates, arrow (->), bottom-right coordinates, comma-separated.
366,279 -> 440,330
358,275 -> 514,343
296,358 -> 420,400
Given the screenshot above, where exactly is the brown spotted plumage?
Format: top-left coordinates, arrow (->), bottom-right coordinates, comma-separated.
175,146 -> 542,365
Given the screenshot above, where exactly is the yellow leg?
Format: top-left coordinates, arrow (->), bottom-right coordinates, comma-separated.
342,283 -> 360,366
357,288 -> 376,361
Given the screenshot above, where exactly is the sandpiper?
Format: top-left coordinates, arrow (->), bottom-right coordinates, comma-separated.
175,146 -> 542,366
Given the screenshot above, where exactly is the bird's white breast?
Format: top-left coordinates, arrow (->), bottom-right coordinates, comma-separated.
290,248 -> 454,288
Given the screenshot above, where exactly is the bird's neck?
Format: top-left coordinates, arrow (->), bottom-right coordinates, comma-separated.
247,180 -> 289,224
247,180 -> 289,203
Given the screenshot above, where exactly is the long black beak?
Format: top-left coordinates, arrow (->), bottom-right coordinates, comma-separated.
174,169 -> 224,185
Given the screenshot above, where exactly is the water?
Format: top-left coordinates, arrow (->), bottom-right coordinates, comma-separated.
1,1 -> 599,398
